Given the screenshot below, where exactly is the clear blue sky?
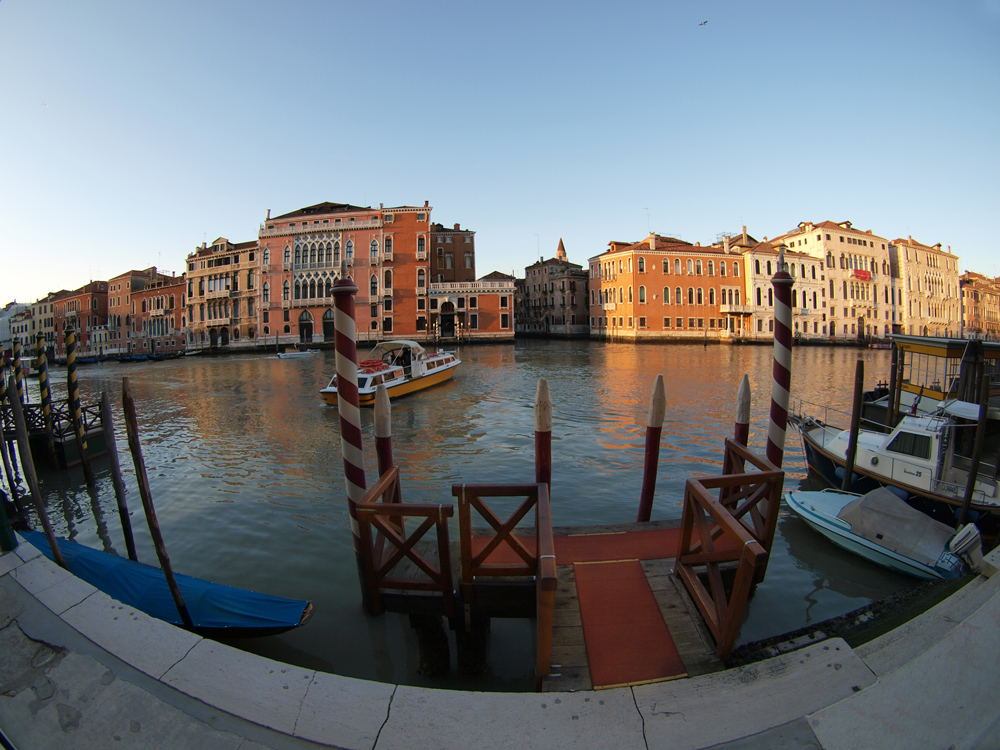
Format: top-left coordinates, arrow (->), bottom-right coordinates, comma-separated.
2,0 -> 999,306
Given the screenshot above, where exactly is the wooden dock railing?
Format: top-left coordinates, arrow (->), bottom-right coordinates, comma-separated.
452,482 -> 557,689
675,439 -> 783,659
356,467 -> 455,618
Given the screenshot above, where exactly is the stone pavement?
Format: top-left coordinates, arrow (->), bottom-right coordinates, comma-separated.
1,538 -> 998,750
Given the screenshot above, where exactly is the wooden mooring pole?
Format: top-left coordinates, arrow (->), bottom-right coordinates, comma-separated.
0,404 -> 28,521
841,359 -> 865,491
64,326 -> 96,488
765,248 -> 795,469
121,377 -> 193,629
331,263 -> 372,613
35,333 -> 57,462
958,373 -> 991,528
12,337 -> 25,404
636,374 -> 665,523
100,391 -> 138,561
5,376 -> 65,568
535,378 -> 552,490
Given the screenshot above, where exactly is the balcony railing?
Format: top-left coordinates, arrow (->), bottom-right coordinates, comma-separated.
720,304 -> 753,314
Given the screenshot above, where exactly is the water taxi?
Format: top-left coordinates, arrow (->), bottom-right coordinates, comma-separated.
320,340 -> 460,407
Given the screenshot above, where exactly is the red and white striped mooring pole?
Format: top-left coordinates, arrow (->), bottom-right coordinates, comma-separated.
766,247 -> 795,469
332,265 -> 370,604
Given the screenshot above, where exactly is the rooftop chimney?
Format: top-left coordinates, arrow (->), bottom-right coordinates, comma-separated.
742,225 -> 747,244
723,235 -> 730,252
648,233 -> 656,250
266,209 -> 271,220
454,223 -> 460,230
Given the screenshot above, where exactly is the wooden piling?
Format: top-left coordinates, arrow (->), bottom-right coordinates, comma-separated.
958,373 -> 991,527
841,359 -> 865,492
332,265 -> 372,613
0,406 -> 27,520
100,391 -> 138,561
374,385 -> 394,478
765,249 -> 794,469
5,377 -> 65,568
64,326 -> 96,487
35,333 -> 57,461
734,374 -> 751,447
12,338 -> 25,404
886,344 -> 899,430
121,377 -> 193,629
534,378 -> 552,490
636,374 -> 666,523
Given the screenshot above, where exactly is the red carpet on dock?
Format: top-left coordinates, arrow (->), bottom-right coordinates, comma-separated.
574,560 -> 687,689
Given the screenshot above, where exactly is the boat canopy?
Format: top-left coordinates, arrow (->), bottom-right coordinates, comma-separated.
937,399 -> 1000,422
837,488 -> 956,565
372,340 -> 425,357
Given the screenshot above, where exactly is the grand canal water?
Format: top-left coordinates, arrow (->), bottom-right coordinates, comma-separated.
22,340 -> 911,691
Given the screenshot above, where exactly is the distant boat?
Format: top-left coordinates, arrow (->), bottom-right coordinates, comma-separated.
20,530 -> 313,637
277,349 -> 320,359
785,487 -> 983,580
320,340 -> 460,406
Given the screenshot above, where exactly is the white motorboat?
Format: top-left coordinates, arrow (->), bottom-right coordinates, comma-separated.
320,340 -> 460,406
277,349 -> 320,359
785,487 -> 983,580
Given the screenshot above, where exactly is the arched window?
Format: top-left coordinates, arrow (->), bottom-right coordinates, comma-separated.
284,246 -> 290,264
369,240 -> 378,259
766,260 -> 772,275
696,260 -> 703,275
618,287 -> 624,304
638,257 -> 645,272
294,246 -> 301,265
639,286 -> 646,303
663,287 -> 670,304
674,259 -> 681,274
370,275 -> 378,296
720,261 -> 726,277
697,288 -> 703,305
735,290 -> 740,304
628,286 -> 633,303
385,237 -> 392,255
333,242 -> 341,265
755,259 -> 761,275
384,270 -> 392,289
262,248 -> 270,267
317,244 -> 325,265
687,259 -> 694,274
417,269 -> 426,288
293,280 -> 301,300
310,244 -> 316,264
309,279 -> 316,298
733,263 -> 740,277
262,283 -> 270,303
675,287 -> 682,304
709,288 -> 715,305
708,261 -> 714,276
768,288 -> 773,306
688,287 -> 694,305
756,288 -> 762,306
282,281 -> 289,301
346,241 -> 354,260
325,278 -> 333,297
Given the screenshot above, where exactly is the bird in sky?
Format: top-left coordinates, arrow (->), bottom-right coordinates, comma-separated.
699,20 -> 708,26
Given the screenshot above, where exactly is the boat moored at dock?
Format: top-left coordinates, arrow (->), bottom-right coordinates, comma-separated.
320,340 -> 459,406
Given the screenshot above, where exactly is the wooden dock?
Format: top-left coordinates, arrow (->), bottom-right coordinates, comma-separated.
354,439 -> 784,691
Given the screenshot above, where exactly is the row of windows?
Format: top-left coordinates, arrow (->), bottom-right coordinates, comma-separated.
597,258 -> 743,278
593,286 -> 742,306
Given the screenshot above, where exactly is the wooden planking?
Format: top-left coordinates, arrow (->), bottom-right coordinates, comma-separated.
543,564 -> 591,692
642,559 -> 723,677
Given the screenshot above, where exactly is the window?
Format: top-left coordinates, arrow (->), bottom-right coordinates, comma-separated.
886,432 -> 932,460
733,262 -> 739,277
501,313 -> 510,328
346,241 -> 354,260
688,287 -> 694,305
638,257 -> 646,272
709,288 -> 715,305
639,286 -> 646,303
696,260 -> 703,275
282,281 -> 289,301
708,261 -> 714,276
697,288 -> 703,305
418,237 -> 426,254
370,275 -> 378,296
284,246 -> 291,264
720,261 -> 726,277
687,259 -> 694,274
262,283 -> 270,304
674,259 -> 681,274
371,240 -> 378,259
675,286 -> 682,304
663,287 -> 670,304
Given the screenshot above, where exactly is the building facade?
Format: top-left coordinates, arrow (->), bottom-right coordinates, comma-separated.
889,236 -> 962,338
53,281 -> 108,358
738,242 -> 826,341
108,268 -> 177,357
131,275 -> 187,356
185,239 -> 260,350
770,221 -> 893,340
960,272 -> 1000,340
517,240 -> 589,337
429,223 -> 477,283
429,272 -> 516,340
588,234 -> 744,341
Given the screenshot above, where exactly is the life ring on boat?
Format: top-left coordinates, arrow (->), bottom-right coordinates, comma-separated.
871,457 -> 879,466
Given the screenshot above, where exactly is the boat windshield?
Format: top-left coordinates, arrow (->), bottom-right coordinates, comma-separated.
885,431 -> 932,459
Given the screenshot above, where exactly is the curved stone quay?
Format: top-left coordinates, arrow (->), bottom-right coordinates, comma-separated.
1,540 -> 999,750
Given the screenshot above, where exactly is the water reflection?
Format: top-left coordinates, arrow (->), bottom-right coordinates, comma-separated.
19,341 -> 909,689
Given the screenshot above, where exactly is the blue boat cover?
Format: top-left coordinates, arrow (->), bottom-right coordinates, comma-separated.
21,531 -> 310,634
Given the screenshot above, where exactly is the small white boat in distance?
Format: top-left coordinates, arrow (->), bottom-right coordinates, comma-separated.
277,349 -> 320,359
320,340 -> 460,407
785,487 -> 983,580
